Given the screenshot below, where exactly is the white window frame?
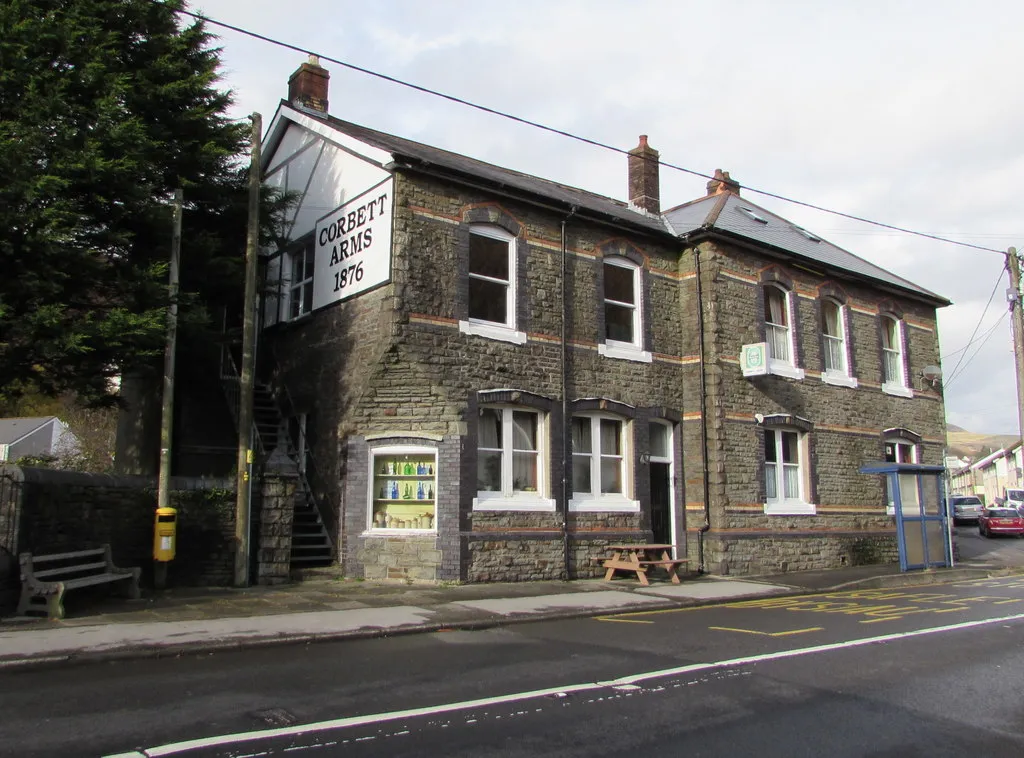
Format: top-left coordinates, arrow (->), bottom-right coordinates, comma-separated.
764,284 -> 804,380
366,444 -> 439,534
473,406 -> 554,512
286,240 -> 315,321
884,438 -> 918,514
598,258 -> 651,363
459,225 -> 526,345
569,413 -> 638,512
881,315 -> 912,397
648,420 -> 676,553
821,298 -> 857,388
763,427 -> 815,515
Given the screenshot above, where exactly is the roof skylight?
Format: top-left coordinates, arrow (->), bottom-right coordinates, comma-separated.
794,226 -> 821,242
737,206 -> 768,224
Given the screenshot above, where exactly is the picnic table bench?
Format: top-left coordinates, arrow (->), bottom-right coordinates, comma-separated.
602,543 -> 690,585
17,545 -> 141,620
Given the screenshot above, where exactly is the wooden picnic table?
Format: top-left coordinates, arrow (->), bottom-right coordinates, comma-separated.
602,543 -> 690,585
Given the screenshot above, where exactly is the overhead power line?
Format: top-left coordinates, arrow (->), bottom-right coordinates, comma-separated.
944,269 -> 1006,384
946,313 -> 1008,389
165,3 -> 1009,256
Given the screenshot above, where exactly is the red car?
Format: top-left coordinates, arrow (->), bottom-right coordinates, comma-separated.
978,507 -> 1024,538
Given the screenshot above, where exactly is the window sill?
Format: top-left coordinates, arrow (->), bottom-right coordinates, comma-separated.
598,342 -> 652,363
473,495 -> 556,512
459,320 -> 527,345
569,495 -> 640,513
822,371 -> 858,388
768,360 -> 805,380
763,501 -> 817,516
363,528 -> 437,536
882,382 -> 914,398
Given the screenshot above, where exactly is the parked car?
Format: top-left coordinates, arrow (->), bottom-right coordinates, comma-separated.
1004,488 -> 1024,511
978,506 -> 1024,538
948,495 -> 984,524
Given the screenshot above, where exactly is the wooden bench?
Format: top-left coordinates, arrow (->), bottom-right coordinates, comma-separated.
602,544 -> 690,585
17,546 -> 141,620
637,558 -> 690,584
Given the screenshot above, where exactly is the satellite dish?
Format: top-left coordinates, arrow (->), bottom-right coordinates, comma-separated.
921,365 -> 942,384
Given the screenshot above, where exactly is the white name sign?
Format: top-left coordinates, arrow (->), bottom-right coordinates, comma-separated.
313,178 -> 393,310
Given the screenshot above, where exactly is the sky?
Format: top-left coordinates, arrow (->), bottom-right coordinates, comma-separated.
191,0 -> 1024,435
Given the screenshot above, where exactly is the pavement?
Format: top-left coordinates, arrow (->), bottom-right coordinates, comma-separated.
0,559 -> 1019,671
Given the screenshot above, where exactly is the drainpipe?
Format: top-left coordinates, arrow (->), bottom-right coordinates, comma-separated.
561,205 -> 578,581
694,245 -> 711,573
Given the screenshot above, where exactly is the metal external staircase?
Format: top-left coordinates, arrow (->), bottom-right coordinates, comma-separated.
220,351 -> 334,569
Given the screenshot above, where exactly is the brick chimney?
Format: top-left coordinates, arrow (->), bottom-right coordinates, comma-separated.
706,168 -> 741,196
628,135 -> 660,214
288,55 -> 330,113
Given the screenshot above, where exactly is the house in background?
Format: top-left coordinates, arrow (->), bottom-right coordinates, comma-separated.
968,443 -> 1023,504
0,417 -> 79,464
224,57 -> 950,582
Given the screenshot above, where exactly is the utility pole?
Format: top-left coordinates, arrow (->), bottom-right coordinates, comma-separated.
235,113 -> 262,588
155,188 -> 183,590
1006,246 -> 1024,475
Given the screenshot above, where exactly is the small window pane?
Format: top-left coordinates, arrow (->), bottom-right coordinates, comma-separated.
604,263 -> 635,304
469,234 -> 510,279
605,303 -> 634,342
479,409 -> 502,448
822,301 -> 842,337
512,452 -> 537,491
572,417 -> 592,454
572,456 -> 591,492
469,279 -> 508,323
765,288 -> 787,326
765,463 -> 778,499
477,452 -> 502,491
600,458 -> 622,494
649,423 -> 669,459
765,431 -> 777,463
783,464 -> 799,498
882,318 -> 897,350
512,412 -> 537,451
781,431 -> 798,464
600,419 -> 621,455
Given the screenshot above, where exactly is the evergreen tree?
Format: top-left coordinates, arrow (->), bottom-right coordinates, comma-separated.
0,0 -> 257,405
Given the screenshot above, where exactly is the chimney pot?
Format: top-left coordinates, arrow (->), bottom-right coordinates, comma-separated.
288,57 -> 330,113
706,168 -> 741,196
628,135 -> 660,214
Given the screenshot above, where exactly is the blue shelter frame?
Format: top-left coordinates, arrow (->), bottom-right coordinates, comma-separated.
859,462 -> 952,572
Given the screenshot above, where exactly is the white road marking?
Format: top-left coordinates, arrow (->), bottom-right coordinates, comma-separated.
110,611 -> 1024,757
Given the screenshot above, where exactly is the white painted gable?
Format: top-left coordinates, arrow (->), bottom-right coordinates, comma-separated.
264,120 -> 391,245
261,105 -> 395,327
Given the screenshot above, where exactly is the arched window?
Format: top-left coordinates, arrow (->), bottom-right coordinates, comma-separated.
881,315 -> 910,395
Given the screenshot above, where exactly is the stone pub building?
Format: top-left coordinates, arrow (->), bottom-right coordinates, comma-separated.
255,57 -> 948,582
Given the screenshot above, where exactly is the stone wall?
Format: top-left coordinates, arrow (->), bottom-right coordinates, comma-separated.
687,237 -> 945,572
0,465 -> 236,596
264,164 -> 945,582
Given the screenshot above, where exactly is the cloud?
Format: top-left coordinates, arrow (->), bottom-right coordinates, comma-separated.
194,0 -> 1024,434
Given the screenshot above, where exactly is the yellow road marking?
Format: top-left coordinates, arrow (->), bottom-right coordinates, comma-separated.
595,616 -> 655,624
710,626 -> 823,637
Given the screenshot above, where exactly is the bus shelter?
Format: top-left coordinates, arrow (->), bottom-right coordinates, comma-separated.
860,462 -> 952,572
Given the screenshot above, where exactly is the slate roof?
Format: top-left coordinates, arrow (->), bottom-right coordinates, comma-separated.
664,192 -> 949,306
287,104 -> 947,306
0,416 -> 55,445
296,105 -> 670,237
